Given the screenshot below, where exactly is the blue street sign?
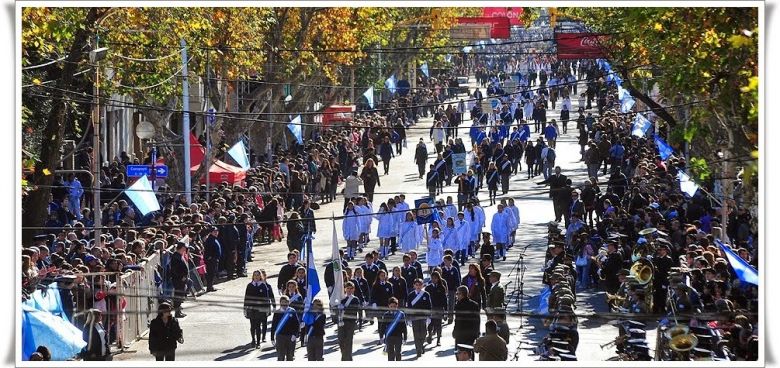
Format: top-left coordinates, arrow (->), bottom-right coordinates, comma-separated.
154,165 -> 168,178
127,164 -> 168,178
207,108 -> 216,126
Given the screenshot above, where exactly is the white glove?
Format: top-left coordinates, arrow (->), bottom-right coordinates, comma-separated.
300,322 -> 305,329
372,303 -> 377,308
291,336 -> 297,342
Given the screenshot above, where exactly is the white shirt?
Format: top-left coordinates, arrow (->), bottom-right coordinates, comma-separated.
562,98 -> 572,111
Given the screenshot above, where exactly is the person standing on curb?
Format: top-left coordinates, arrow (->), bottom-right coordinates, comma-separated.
148,302 -> 184,361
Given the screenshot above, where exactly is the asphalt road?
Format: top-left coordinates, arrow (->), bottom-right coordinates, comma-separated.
115,76 -> 658,362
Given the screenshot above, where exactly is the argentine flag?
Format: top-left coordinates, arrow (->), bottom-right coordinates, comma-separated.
654,136 -> 674,160
227,140 -> 250,170
716,239 -> 758,286
287,115 -> 303,145
677,171 -> 700,197
125,175 -> 160,216
302,234 -> 322,325
632,113 -> 651,137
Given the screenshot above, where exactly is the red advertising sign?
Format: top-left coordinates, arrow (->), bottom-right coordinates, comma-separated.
482,7 -> 523,26
555,32 -> 608,59
457,17 -> 511,39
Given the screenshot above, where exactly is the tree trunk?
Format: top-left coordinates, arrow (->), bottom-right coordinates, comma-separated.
22,8 -> 104,243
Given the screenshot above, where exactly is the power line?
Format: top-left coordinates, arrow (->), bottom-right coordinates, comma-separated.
25,62 -> 659,119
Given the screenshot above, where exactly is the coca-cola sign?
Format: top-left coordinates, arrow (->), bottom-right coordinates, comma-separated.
555,32 -> 608,59
482,7 -> 523,26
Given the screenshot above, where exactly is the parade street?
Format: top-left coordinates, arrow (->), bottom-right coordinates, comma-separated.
115,77 -> 653,362
20,5 -> 760,364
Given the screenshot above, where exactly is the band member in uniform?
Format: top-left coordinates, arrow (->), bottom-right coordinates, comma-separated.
487,271 -> 506,313
271,295 -> 300,361
407,278 -> 432,358
425,271 -> 448,346
244,270 -> 275,348
600,239 -> 624,293
305,299 -> 326,361
474,320 -> 508,361
653,242 -> 674,313
338,282 -> 361,361
380,297 -> 408,361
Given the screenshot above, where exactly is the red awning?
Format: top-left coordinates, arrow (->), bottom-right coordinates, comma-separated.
191,159 -> 247,186
188,133 -> 246,186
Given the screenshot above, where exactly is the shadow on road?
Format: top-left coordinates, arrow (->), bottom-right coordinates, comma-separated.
214,343 -> 255,361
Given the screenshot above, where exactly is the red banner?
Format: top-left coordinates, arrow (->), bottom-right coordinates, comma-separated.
482,7 -> 523,26
457,17 -> 510,39
555,32 -> 608,59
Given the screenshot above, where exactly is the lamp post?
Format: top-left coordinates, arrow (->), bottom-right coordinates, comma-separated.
90,42 -> 108,241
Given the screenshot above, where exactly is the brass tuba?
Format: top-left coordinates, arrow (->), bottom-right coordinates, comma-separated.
669,333 -> 698,352
629,259 -> 654,285
664,325 -> 690,340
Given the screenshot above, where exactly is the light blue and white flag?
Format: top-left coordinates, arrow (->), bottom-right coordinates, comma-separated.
302,234 -> 322,325
677,171 -> 700,197
22,304 -> 86,361
227,140 -> 250,170
655,136 -> 674,160
445,54 -> 453,63
125,175 -> 160,216
632,113 -> 651,137
715,239 -> 758,286
618,85 -> 630,102
621,96 -> 635,113
287,115 -> 303,145
329,216 -> 344,306
384,74 -> 397,94
420,62 -> 429,78
363,86 -> 374,109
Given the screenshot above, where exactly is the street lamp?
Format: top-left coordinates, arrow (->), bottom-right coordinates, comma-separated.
91,41 -> 108,242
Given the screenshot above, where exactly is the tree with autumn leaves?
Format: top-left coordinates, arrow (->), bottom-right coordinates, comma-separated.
558,7 -> 759,215
21,7 -> 476,241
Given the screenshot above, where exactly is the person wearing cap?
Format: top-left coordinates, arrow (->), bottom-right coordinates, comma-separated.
652,242 -> 674,313
456,343 -> 474,361
473,320 -> 508,361
148,302 -> 184,361
600,240 -> 624,293
487,271 -> 505,313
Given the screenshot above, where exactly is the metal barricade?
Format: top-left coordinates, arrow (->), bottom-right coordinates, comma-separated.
116,254 -> 160,350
